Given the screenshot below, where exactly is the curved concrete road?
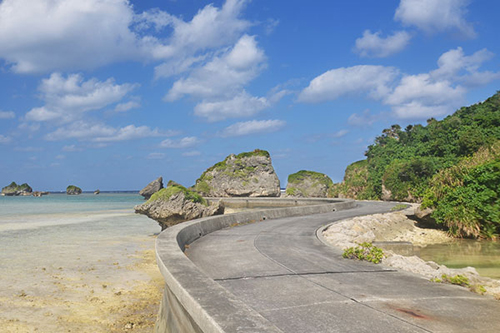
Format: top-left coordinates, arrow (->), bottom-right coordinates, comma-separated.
185,201 -> 500,333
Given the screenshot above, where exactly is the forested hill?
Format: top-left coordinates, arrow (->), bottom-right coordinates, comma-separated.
332,91 -> 500,239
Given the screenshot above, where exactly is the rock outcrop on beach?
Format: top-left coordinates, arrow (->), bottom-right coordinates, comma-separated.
135,182 -> 224,230
285,170 -> 333,197
1,182 -> 33,196
66,185 -> 82,195
193,149 -> 280,197
139,177 -> 163,200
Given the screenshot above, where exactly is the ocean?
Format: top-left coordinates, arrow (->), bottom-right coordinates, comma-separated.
0,193 -> 163,332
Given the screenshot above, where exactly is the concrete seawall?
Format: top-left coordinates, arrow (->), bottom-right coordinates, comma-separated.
154,198 -> 355,333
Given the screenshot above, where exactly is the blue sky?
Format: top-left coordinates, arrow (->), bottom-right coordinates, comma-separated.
1,0 -> 499,191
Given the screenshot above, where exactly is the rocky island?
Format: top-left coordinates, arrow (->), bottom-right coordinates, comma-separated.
66,185 -> 82,195
139,177 -> 163,200
285,170 -> 333,198
193,149 -> 280,197
1,182 -> 33,196
135,181 -> 224,230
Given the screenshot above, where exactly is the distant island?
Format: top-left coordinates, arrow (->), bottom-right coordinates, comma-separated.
66,185 -> 82,195
1,182 -> 33,196
331,91 -> 500,239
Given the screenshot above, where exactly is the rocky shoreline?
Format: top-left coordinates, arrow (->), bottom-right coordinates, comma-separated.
322,204 -> 500,299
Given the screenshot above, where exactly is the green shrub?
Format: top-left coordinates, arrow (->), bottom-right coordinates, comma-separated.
422,145 -> 500,238
342,243 -> 384,264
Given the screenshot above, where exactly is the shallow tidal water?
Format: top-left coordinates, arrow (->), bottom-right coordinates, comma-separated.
383,238 -> 500,279
0,193 -> 163,333
416,240 -> 500,279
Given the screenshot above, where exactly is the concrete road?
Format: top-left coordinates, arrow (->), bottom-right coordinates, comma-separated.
185,201 -> 500,333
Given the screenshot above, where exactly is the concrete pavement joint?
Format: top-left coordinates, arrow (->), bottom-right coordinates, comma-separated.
213,269 -> 397,282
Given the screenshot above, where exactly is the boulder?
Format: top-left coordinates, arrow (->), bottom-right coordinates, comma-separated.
66,185 -> 82,195
1,182 -> 33,196
193,149 -> 280,197
285,170 -> 333,198
135,182 -> 224,230
139,177 -> 163,200
94,189 -> 100,195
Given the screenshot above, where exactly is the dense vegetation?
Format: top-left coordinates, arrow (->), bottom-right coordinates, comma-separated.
336,91 -> 500,238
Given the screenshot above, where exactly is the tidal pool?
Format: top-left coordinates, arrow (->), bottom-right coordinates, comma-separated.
415,240 -> 500,279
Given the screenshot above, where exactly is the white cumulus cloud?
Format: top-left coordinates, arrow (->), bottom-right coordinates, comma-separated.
194,92 -> 270,122
153,0 -> 251,78
354,30 -> 411,58
45,121 -> 172,142
160,136 -> 202,149
431,47 -> 500,86
25,73 -> 137,123
298,48 -> 500,120
0,0 -> 251,74
0,0 -> 151,73
218,119 -> 286,137
165,35 -> 266,101
395,0 -> 476,38
298,65 -> 399,103
114,101 -> 141,112
385,47 -> 500,119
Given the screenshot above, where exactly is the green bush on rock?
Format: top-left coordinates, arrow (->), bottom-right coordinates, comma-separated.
149,183 -> 207,206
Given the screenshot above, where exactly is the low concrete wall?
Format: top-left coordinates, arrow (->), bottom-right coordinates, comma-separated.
155,198 -> 356,333
206,197 -> 340,209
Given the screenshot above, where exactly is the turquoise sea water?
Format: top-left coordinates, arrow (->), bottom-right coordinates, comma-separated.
0,192 -> 153,231
0,192 -> 160,273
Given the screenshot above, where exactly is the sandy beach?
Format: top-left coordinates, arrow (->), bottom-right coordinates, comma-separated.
0,194 -> 164,333
0,235 -> 164,333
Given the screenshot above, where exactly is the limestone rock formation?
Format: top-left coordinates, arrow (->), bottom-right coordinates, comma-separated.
139,177 -> 163,200
1,182 -> 33,196
285,170 -> 333,198
94,189 -> 100,195
135,182 -> 224,230
66,185 -> 82,195
194,149 -> 280,197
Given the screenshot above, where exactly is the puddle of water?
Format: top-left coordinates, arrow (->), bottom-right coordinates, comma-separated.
382,240 -> 500,279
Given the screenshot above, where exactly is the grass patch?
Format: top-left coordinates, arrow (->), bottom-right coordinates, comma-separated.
149,184 -> 207,206
390,204 -> 408,211
430,274 -> 488,295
